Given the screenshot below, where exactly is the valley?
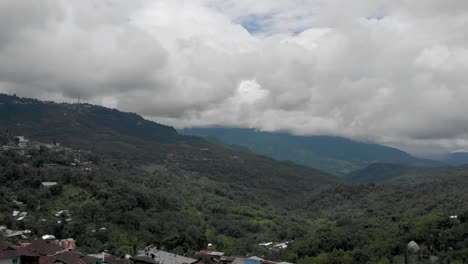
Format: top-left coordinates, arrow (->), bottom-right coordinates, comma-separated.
1,94 -> 468,264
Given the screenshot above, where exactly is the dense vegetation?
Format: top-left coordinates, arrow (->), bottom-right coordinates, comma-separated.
290,180 -> 468,263
0,131 -> 321,257
345,162 -> 468,184
181,127 -> 438,176
2,94 -> 468,263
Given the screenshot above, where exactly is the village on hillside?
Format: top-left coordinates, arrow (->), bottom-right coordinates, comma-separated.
0,239 -> 296,264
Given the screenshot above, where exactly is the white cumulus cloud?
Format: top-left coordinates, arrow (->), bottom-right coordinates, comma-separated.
1,0 -> 468,156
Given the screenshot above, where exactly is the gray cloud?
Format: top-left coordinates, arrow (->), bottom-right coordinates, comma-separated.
1,0 -> 468,156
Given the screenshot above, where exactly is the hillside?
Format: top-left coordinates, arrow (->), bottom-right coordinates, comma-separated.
345,162 -> 468,184
0,94 -> 337,193
3,135 -> 468,263
444,151 -> 468,165
3,94 -> 468,263
0,131 -> 324,258
0,94 -> 188,161
181,127 -> 437,176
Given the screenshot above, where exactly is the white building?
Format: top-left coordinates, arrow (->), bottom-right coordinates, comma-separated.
15,136 -> 29,149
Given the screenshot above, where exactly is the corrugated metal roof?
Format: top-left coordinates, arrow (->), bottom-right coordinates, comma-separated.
136,249 -> 197,264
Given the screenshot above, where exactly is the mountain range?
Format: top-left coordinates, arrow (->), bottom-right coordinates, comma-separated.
344,162 -> 468,183
0,94 -> 336,195
181,127 -> 441,176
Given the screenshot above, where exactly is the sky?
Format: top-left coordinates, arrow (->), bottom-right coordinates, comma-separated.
1,0 -> 468,157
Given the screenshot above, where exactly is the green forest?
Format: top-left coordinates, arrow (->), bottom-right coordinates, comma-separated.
1,94 -> 468,263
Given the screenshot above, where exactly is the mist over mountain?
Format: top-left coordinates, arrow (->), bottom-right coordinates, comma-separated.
0,93 -> 336,188
2,1 -> 468,263
3,1 -> 468,155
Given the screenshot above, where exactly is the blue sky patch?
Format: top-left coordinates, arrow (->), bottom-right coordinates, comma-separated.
238,14 -> 274,34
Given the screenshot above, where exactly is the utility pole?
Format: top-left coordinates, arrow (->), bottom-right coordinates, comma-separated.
76,96 -> 81,112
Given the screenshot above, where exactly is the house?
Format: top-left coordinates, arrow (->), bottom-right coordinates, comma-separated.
198,250 -> 224,258
41,182 -> 58,188
134,247 -> 197,264
39,251 -> 100,264
131,256 -> 160,264
273,242 -> 288,249
219,256 -> 236,264
21,240 -> 66,256
54,211 -> 70,218
12,200 -> 24,207
17,212 -> 27,221
0,241 -> 18,264
407,241 -> 420,253
50,239 -> 76,251
0,241 -> 40,264
244,256 -> 264,264
88,252 -> 132,264
198,250 -> 225,263
4,230 -> 24,238
2,145 -> 13,151
15,136 -> 29,149
41,235 -> 56,241
231,258 -> 245,264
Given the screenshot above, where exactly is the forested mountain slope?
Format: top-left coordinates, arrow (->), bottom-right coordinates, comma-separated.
181,127 -> 438,176
0,131 -> 323,258
345,162 -> 468,184
0,94 -> 337,193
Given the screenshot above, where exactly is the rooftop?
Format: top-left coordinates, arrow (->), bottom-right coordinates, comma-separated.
22,240 -> 66,256
136,248 -> 197,264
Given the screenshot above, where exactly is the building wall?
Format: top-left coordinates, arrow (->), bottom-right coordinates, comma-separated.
0,257 -> 19,264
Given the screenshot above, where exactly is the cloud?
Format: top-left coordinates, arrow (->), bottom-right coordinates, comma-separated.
1,0 -> 468,156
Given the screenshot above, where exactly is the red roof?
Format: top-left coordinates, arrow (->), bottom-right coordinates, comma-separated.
0,241 -> 39,260
24,240 -> 66,256
0,241 -> 10,251
12,246 -> 40,257
51,240 -> 76,250
54,251 -> 88,264
39,251 -> 100,264
0,249 -> 20,260
39,256 -> 56,264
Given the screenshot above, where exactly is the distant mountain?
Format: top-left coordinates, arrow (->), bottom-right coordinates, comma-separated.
444,151 -> 468,165
345,162 -> 468,184
344,163 -> 415,183
181,127 -> 438,176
